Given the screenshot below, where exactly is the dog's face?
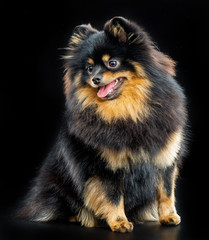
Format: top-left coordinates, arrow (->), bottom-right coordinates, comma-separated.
84,52 -> 131,100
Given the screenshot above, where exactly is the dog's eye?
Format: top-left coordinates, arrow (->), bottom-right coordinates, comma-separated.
108,60 -> 118,68
87,65 -> 93,74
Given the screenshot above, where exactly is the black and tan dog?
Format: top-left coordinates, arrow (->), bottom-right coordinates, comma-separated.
17,17 -> 187,232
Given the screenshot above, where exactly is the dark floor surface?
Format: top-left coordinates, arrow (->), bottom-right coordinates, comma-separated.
0,213 -> 205,240
0,218 -> 189,240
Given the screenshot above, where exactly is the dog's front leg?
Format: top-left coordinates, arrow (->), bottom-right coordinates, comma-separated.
81,176 -> 133,232
157,164 -> 181,225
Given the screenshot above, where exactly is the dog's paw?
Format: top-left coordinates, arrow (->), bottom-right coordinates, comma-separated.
109,218 -> 133,233
160,213 -> 181,226
69,216 -> 79,222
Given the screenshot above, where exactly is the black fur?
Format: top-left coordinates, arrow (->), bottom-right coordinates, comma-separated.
17,17 -> 187,228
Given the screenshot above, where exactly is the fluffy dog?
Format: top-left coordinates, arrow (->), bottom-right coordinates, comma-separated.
17,17 -> 187,232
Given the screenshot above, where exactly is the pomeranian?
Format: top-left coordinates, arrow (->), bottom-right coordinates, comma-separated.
17,16 -> 187,232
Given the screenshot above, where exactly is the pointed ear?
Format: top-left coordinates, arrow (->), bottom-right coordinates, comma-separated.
70,24 -> 98,47
104,16 -> 143,44
64,24 -> 98,61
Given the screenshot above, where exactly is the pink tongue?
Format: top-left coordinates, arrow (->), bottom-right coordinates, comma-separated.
97,80 -> 116,98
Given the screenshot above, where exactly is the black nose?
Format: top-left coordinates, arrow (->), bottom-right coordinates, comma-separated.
92,74 -> 102,85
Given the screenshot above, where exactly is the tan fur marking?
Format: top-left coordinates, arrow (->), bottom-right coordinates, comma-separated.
69,216 -> 79,222
154,128 -> 183,168
73,71 -> 82,88
111,24 -> 126,41
84,176 -> 125,220
63,70 -> 82,97
157,170 -> 180,225
100,148 -> 134,171
70,33 -> 83,45
100,131 -> 182,173
88,58 -> 94,65
78,208 -> 98,227
102,54 -> 110,63
157,177 -> 175,218
62,53 -> 74,60
63,69 -> 72,97
76,70 -> 152,123
100,148 -> 150,171
113,26 -> 118,36
158,186 -> 174,218
83,176 -> 132,232
128,61 -> 147,78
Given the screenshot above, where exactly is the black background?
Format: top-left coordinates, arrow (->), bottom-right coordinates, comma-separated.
1,0 -> 209,239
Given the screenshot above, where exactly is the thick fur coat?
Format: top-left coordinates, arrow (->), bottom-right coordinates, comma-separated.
17,17 -> 187,232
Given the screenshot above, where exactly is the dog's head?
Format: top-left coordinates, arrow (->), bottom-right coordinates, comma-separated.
63,17 -> 176,121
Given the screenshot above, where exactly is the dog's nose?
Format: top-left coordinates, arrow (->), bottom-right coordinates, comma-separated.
92,74 -> 102,85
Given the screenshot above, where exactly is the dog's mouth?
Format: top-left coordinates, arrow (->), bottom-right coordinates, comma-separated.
97,77 -> 125,99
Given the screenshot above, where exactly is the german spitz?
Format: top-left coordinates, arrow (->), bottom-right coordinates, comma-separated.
17,17 -> 187,232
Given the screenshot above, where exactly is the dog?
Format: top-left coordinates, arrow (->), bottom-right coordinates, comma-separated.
17,16 -> 187,233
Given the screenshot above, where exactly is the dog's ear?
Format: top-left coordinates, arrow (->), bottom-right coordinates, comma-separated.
64,24 -> 98,60
69,24 -> 98,48
104,16 -> 143,45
